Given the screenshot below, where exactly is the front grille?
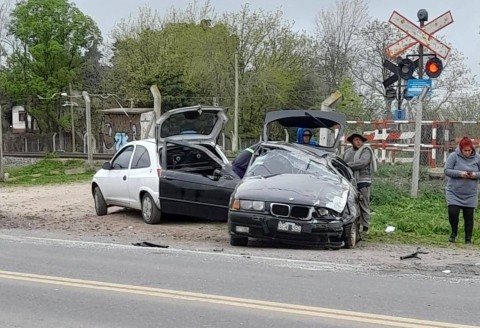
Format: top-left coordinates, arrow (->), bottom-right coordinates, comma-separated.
290,206 -> 310,219
271,203 -> 290,217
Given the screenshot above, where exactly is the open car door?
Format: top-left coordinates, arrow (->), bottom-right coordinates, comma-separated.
159,139 -> 239,221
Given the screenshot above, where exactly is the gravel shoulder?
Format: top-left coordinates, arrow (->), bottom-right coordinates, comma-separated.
1,182 -> 480,278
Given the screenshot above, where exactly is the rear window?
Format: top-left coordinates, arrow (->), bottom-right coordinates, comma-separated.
160,111 -> 219,138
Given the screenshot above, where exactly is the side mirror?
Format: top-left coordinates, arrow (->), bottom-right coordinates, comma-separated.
213,168 -> 222,180
102,162 -> 112,170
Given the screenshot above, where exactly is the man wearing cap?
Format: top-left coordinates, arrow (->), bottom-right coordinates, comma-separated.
343,133 -> 376,233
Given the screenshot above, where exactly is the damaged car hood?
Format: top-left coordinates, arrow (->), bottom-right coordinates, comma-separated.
235,173 -> 349,213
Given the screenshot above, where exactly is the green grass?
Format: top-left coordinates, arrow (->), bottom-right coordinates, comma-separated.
1,157 -> 95,186
368,163 -> 480,247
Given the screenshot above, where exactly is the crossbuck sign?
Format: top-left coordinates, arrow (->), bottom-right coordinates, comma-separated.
387,11 -> 453,59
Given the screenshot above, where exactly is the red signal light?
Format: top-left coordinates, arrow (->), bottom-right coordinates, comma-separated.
425,57 -> 443,78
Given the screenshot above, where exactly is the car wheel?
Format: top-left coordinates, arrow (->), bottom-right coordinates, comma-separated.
94,186 -> 107,216
141,193 -> 161,224
343,221 -> 359,249
230,235 -> 248,247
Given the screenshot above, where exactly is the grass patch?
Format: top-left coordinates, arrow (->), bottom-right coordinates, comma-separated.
368,163 -> 479,247
1,158 -> 95,186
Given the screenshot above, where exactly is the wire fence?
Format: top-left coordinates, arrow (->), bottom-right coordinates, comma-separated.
3,120 -> 478,166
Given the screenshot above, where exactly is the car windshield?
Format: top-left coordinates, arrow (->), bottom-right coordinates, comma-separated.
245,149 -> 339,181
160,110 -> 219,138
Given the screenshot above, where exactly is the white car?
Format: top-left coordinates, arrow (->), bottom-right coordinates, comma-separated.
91,138 -> 162,224
91,105 -> 232,224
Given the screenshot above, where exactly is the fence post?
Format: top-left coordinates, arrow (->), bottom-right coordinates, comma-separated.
430,121 -> 437,168
381,119 -> 387,164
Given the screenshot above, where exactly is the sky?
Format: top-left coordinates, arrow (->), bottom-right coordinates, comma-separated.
72,0 -> 480,80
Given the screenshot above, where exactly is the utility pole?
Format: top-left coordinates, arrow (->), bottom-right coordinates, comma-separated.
0,104 -> 4,182
82,91 -> 93,169
233,52 -> 239,152
410,9 -> 429,197
411,86 -> 430,197
69,83 -> 75,152
148,84 -> 161,139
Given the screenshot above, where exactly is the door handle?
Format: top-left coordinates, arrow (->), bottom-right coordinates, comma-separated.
164,176 -> 174,180
123,175 -> 127,181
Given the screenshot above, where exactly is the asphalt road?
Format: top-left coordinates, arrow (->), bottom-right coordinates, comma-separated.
1,234 -> 479,328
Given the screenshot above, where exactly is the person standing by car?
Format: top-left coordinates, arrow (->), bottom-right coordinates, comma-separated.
444,137 -> 480,244
343,133 -> 376,233
231,142 -> 262,178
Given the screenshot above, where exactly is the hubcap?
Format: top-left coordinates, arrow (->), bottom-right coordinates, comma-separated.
143,197 -> 152,220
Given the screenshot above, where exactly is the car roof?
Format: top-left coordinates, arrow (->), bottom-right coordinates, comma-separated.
128,138 -> 155,145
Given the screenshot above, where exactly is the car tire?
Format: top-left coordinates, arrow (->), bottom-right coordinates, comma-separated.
230,235 -> 248,247
94,186 -> 108,216
343,221 -> 359,249
141,193 -> 161,224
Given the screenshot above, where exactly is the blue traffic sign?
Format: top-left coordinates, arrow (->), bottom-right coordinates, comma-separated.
406,79 -> 432,97
393,109 -> 406,120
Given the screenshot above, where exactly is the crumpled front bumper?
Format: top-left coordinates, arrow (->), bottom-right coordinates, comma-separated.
228,210 -> 345,248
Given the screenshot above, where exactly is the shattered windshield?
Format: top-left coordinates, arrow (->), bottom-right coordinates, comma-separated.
245,149 -> 339,181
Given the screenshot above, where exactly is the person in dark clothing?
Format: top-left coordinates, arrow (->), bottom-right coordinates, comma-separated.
231,142 -> 261,178
296,128 -> 318,145
444,137 -> 480,244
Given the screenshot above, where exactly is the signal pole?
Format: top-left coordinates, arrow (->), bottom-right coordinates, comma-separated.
417,9 -> 428,79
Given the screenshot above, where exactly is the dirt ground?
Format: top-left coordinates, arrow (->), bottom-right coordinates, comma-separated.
1,182 -> 480,279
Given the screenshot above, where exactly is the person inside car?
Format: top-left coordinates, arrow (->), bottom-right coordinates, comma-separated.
296,128 -> 318,146
231,142 -> 262,178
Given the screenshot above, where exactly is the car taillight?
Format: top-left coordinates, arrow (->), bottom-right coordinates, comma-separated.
157,169 -> 162,177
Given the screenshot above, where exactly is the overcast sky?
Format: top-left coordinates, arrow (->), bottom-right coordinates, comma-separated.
72,0 -> 480,80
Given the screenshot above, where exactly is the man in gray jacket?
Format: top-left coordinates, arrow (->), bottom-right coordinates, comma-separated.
343,133 -> 376,233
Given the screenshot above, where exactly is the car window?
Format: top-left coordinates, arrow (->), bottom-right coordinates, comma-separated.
111,145 -> 134,170
160,111 -> 219,138
131,145 -> 151,169
246,149 -> 338,181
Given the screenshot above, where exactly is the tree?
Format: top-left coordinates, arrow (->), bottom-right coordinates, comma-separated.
222,4 -> 317,139
313,0 -> 370,95
4,0 -> 102,132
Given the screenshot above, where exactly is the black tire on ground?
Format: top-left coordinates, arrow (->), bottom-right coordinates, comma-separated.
343,221 -> 359,249
141,193 -> 162,224
94,186 -> 108,216
230,235 -> 248,247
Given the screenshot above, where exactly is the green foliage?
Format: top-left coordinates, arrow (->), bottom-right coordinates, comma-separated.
368,163 -> 479,247
3,0 -> 102,132
336,78 -> 369,121
2,158 -> 94,185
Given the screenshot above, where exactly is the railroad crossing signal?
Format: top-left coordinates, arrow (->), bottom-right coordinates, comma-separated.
383,10 -> 452,90
425,57 -> 443,78
386,10 -> 453,60
382,58 -> 419,88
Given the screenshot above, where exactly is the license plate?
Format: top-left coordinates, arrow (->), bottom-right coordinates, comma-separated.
277,221 -> 302,233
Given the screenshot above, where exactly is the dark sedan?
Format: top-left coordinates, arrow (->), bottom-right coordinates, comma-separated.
228,110 -> 362,249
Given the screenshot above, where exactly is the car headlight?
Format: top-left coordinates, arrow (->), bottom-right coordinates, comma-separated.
240,200 -> 265,211
317,208 -> 329,216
